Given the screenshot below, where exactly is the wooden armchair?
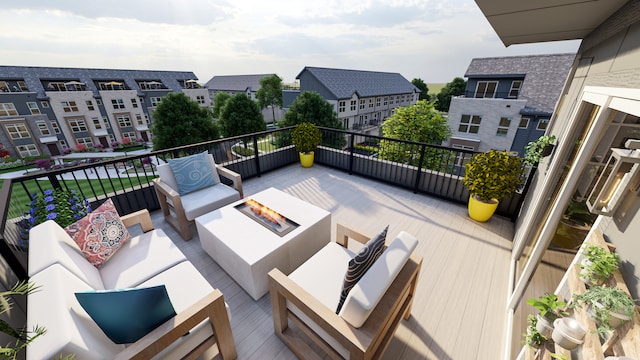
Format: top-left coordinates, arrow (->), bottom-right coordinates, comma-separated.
268,224 -> 422,360
153,154 -> 243,240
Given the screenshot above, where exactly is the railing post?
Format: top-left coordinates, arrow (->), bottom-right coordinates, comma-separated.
413,144 -> 427,194
512,164 -> 537,222
348,134 -> 355,175
253,135 -> 262,177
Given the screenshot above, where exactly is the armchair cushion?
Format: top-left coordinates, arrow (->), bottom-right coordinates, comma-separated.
65,199 -> 131,268
336,225 -> 388,313
167,152 -> 219,195
75,285 -> 177,344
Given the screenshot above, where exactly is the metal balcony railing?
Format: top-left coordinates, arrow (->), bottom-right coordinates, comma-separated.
0,127 -> 532,279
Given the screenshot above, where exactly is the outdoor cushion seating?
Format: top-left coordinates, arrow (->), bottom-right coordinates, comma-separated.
27,209 -> 237,360
268,223 -> 422,359
153,152 -> 243,240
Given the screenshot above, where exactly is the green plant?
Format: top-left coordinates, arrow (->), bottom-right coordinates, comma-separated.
524,135 -> 556,166
291,122 -> 322,154
526,293 -> 568,320
580,245 -> 620,285
571,286 -> 637,335
0,281 -> 46,359
550,353 -> 568,360
562,199 -> 596,226
522,314 -> 547,347
18,189 -> 91,244
463,150 -> 525,202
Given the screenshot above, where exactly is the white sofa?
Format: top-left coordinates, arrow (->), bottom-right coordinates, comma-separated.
268,224 -> 423,359
27,210 -> 236,360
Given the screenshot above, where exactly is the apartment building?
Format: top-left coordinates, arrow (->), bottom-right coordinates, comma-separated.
447,54 -> 574,155
0,66 -> 209,158
294,67 -> 419,135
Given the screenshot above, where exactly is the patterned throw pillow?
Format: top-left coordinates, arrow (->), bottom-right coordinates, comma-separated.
336,225 -> 388,314
75,285 -> 176,344
65,198 -> 131,268
167,152 -> 219,195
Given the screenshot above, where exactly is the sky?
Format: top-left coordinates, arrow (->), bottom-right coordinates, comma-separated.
0,0 -> 581,85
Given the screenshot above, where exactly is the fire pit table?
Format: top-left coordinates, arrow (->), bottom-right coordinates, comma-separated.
195,187 -> 331,300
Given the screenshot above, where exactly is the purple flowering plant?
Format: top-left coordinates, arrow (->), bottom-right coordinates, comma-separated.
19,189 -> 91,241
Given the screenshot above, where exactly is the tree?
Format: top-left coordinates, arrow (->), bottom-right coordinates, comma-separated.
279,91 -> 343,129
212,91 -> 231,119
256,74 -> 283,125
411,78 -> 430,101
379,100 -> 452,164
151,92 -> 219,151
435,77 -> 466,112
218,93 -> 265,142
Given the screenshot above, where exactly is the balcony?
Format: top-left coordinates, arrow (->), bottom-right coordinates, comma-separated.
0,128 -> 527,358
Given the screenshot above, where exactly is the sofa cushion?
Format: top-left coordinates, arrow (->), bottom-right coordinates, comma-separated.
167,152 -> 219,195
75,285 -> 177,344
27,264 -> 124,360
65,199 -> 131,268
338,231 -> 418,328
336,225 -> 388,313
181,183 -> 241,221
289,242 -> 356,311
28,220 -> 105,290
98,228 -> 187,289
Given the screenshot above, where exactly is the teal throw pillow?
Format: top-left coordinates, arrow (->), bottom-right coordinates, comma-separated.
167,152 -> 218,195
75,285 -> 177,344
336,225 -> 388,314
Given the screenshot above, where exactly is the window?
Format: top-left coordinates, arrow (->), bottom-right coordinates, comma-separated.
117,114 -> 132,127
92,117 -> 103,129
96,99 -> 102,106
109,134 -> 116,143
40,101 -> 49,108
458,115 -> 482,134
369,99 -> 374,108
111,99 -> 125,109
18,81 -> 28,91
383,97 -> 388,106
537,118 -> 549,130
102,116 -> 110,128
51,121 -> 61,134
196,95 -> 206,104
519,117 -> 530,129
150,97 -> 162,106
359,99 -> 365,110
350,100 -> 356,111
36,120 -> 50,136
76,137 -> 93,147
336,101 -> 345,113
144,114 -> 150,124
376,98 -> 381,107
509,81 -> 522,98
131,98 -> 138,108
496,117 -> 511,137
136,114 -> 144,125
61,101 -> 79,112
0,81 -> 8,92
0,103 -> 18,116
474,81 -> 498,98
27,102 -> 40,115
86,100 -> 95,111
16,144 -> 39,157
68,118 -> 88,133
5,123 -> 30,139
59,139 -> 67,148
122,131 -> 136,141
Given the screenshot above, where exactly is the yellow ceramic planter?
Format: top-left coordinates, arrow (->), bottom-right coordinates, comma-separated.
468,195 -> 499,222
299,152 -> 314,168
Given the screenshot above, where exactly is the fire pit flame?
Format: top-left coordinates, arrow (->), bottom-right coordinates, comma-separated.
245,199 -> 286,227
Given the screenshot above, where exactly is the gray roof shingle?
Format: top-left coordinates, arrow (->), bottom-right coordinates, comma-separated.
204,74 -> 274,92
297,67 -> 417,99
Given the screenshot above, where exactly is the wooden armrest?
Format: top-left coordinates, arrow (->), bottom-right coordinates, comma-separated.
114,290 -> 236,360
268,268 -> 362,350
216,166 -> 244,198
336,223 -> 372,247
120,209 -> 155,233
152,178 -> 180,199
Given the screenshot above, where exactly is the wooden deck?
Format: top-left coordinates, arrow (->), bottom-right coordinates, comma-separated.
150,164 -> 515,359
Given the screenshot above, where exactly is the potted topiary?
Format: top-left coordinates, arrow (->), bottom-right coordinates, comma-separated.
579,245 -> 620,286
463,150 -> 525,221
522,314 -> 547,349
571,286 -> 638,335
527,293 -> 568,338
291,122 -> 322,168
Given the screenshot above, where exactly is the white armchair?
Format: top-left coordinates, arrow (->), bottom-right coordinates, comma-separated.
153,153 -> 243,240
